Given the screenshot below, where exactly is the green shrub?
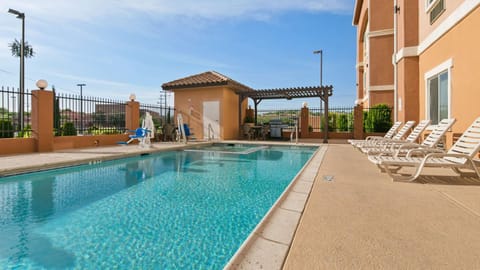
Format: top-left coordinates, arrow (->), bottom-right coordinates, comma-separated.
364,104 -> 392,132
336,113 -> 352,132
62,122 -> 77,136
0,120 -> 14,138
18,124 -> 32,138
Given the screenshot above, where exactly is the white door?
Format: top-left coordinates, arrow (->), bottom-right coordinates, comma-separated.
203,101 -> 220,140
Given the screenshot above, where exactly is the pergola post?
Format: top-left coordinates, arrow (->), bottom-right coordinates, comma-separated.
253,99 -> 261,125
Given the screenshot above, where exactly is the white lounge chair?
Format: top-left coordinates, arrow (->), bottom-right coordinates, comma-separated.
362,120 -> 431,154
367,118 -> 455,157
355,120 -> 416,151
368,117 -> 480,181
348,121 -> 402,148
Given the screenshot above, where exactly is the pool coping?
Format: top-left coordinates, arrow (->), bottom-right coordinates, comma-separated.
0,142 -> 212,177
223,143 -> 327,269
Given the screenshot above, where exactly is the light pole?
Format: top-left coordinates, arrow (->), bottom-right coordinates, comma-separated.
8,8 -> 25,131
313,49 -> 328,143
77,83 -> 86,134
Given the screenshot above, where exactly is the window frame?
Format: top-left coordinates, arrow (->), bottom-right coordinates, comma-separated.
424,59 -> 453,128
428,0 -> 445,24
425,0 -> 440,13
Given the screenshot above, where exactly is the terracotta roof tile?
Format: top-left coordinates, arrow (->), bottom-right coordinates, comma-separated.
162,71 -> 253,92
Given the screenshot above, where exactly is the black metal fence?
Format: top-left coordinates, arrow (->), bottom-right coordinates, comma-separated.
139,103 -> 175,128
309,106 -> 354,132
362,105 -> 393,132
0,86 -> 32,138
255,106 -> 354,133
256,109 -> 300,128
54,92 -> 126,136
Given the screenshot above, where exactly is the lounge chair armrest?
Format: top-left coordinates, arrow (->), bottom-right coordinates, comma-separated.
365,136 -> 384,141
406,147 -> 444,158
424,152 -> 474,164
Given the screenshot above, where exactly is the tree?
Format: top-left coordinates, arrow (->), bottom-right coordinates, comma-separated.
9,39 -> 35,58
53,86 -> 62,136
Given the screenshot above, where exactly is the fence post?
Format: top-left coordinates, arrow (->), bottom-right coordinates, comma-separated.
32,89 -> 54,152
300,106 -> 309,138
126,101 -> 140,131
353,104 -> 364,139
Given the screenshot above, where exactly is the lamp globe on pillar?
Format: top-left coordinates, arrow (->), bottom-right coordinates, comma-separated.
129,93 -> 136,102
36,79 -> 48,90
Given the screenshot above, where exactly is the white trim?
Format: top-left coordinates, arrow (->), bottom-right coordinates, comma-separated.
424,58 -> 453,79
356,62 -> 365,69
424,58 -> 453,124
419,1 -> 480,54
368,29 -> 394,38
362,95 -> 369,103
426,0 -> 441,13
395,46 -> 419,63
368,85 -> 394,92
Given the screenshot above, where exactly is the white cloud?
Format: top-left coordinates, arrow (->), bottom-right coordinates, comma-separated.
1,0 -> 353,25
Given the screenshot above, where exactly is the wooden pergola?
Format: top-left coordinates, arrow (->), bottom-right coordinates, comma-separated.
237,85 -> 333,142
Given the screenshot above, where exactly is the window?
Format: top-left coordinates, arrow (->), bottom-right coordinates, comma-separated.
427,71 -> 449,125
428,0 -> 445,24
425,59 -> 452,126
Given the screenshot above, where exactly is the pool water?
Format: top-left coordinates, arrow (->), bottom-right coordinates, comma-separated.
0,144 -> 317,269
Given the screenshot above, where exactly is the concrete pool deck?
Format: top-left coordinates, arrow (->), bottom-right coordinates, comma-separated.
284,144 -> 480,269
1,141 -> 480,269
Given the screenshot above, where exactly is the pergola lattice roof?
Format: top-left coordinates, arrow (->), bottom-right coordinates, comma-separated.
240,85 -> 333,100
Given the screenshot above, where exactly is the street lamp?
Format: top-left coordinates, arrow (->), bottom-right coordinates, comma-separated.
8,8 -> 25,131
313,49 -> 328,143
77,83 -> 86,134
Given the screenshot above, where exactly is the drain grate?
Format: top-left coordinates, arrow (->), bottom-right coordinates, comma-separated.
323,175 -> 334,182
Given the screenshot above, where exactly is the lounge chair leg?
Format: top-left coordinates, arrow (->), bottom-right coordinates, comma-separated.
383,164 -> 418,182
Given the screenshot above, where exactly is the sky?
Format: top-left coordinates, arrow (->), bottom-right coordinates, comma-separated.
0,0 -> 356,109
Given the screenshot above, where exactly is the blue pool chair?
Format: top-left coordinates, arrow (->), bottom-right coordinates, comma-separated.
118,128 -> 150,145
183,124 -> 196,141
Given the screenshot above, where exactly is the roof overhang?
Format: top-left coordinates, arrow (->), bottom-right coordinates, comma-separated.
353,0 -> 364,25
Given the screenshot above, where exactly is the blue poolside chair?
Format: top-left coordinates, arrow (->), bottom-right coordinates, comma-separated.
118,128 -> 151,146
183,123 -> 196,141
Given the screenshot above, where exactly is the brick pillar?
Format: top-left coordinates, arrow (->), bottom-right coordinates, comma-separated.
32,90 -> 54,152
353,104 -> 364,139
300,106 -> 309,138
126,101 -> 140,130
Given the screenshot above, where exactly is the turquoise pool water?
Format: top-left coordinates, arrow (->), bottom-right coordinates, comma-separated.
0,144 -> 317,269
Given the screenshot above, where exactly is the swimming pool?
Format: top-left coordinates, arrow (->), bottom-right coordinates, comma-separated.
0,144 -> 317,269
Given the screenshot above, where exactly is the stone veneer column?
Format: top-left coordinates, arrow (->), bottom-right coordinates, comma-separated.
353,104 -> 364,139
31,90 -> 54,152
125,101 -> 140,131
300,106 -> 309,138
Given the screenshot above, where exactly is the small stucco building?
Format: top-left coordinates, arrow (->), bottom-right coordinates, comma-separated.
162,71 -> 253,140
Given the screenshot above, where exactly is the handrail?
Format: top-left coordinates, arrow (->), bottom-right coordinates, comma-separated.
207,123 -> 215,141
176,114 -> 187,144
290,122 -> 298,144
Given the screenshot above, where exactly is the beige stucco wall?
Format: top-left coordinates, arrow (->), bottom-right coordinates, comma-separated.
369,35 -> 394,86
419,0 -> 464,42
369,91 -> 394,108
355,0 -> 368,104
419,5 -> 480,135
370,0 -> 394,31
397,0 -> 419,50
397,57 -> 420,123
173,86 -> 246,140
355,0 -> 394,108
